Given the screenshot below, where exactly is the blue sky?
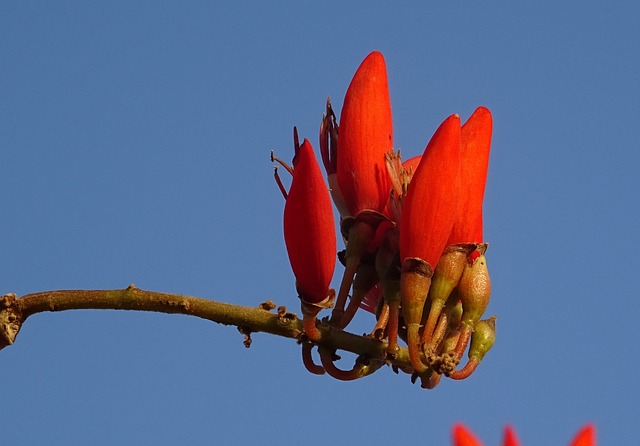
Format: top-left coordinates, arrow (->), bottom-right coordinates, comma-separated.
2,2 -> 639,445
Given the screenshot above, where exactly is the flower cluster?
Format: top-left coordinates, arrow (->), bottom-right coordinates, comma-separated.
452,423 -> 596,446
275,51 -> 494,388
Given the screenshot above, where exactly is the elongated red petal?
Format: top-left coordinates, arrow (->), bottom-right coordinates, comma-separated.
448,106 -> 492,245
402,154 -> 422,173
283,139 -> 337,304
452,423 -> 484,446
569,424 -> 596,446
399,114 -> 461,268
337,51 -> 393,215
502,425 -> 521,446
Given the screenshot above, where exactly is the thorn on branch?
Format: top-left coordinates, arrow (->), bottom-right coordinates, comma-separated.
237,326 -> 252,348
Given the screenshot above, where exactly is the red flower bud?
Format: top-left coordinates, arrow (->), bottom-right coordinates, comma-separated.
283,139 -> 336,306
400,114 -> 461,268
423,108 -> 491,349
399,114 -> 461,372
502,425 -> 521,446
570,424 -> 596,446
448,106 -> 492,245
452,423 -> 483,446
337,51 -> 393,216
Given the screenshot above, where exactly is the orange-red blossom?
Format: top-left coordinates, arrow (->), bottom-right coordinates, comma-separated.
337,50 -> 393,217
279,49 -> 497,387
422,107 -> 494,375
329,50 -> 394,328
399,114 -> 461,372
452,423 -> 596,446
283,138 -> 336,338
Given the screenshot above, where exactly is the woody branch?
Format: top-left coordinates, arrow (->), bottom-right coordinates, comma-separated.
0,287 -> 411,369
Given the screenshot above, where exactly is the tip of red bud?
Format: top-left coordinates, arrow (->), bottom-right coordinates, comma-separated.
468,249 -> 481,265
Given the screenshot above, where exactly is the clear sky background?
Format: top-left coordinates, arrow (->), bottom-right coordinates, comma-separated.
2,2 -> 638,445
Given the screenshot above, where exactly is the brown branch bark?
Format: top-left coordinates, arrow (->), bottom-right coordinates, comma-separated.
0,285 -> 412,371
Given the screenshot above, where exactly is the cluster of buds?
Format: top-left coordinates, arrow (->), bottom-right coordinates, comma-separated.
274,51 -> 494,388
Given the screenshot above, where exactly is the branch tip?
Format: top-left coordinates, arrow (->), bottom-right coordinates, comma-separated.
0,293 -> 21,351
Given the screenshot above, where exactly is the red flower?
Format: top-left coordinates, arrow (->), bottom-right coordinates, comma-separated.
502,425 -> 520,446
283,139 -> 337,306
398,114 -> 461,372
570,424 -> 596,446
451,424 -> 596,446
326,51 -> 394,328
448,106 -> 493,246
421,107 -> 492,358
337,50 -> 393,216
399,114 -> 461,267
452,423 -> 483,446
